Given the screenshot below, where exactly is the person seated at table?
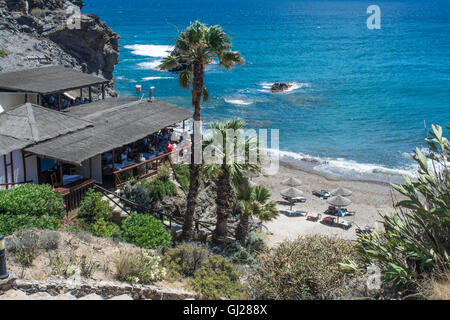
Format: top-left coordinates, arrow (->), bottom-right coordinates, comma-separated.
121,149 -> 128,163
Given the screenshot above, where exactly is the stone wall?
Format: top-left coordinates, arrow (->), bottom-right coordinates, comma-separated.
0,272 -> 196,300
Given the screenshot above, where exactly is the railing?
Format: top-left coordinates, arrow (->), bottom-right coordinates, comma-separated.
57,179 -> 96,212
0,181 -> 34,190
111,152 -> 172,190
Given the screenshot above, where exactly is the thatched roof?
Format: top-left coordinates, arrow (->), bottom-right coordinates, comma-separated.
0,66 -> 108,94
25,98 -> 192,164
0,103 -> 93,155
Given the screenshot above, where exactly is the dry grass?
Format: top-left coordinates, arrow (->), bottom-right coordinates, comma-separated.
426,272 -> 450,300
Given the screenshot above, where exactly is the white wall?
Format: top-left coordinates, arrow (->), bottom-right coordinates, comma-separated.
80,155 -> 102,184
0,151 -> 38,190
0,93 -> 38,111
0,150 -> 38,189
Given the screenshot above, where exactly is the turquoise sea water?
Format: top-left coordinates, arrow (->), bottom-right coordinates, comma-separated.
83,0 -> 450,182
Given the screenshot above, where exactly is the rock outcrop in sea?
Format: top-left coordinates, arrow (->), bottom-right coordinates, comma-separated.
0,0 -> 120,96
271,82 -> 292,93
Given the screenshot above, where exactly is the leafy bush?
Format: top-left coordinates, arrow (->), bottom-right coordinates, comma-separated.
250,235 -> 357,300
123,181 -> 153,211
86,217 -> 120,238
215,232 -> 268,265
161,243 -> 210,279
114,250 -> 166,284
147,179 -> 177,203
0,184 -> 65,217
121,213 -> 172,249
0,214 -> 61,236
0,49 -> 7,58
78,189 -> 112,224
173,164 -> 190,192
344,125 -> 450,295
122,171 -> 177,208
187,255 -> 248,299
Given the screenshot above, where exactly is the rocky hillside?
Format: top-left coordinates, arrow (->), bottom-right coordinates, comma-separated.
0,0 -> 119,95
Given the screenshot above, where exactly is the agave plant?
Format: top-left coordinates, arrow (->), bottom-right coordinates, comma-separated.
342,124 -> 450,295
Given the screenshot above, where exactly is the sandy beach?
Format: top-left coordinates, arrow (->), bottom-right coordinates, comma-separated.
254,162 -> 401,247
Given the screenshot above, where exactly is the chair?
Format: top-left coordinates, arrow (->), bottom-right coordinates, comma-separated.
50,173 -> 60,188
69,167 -> 79,175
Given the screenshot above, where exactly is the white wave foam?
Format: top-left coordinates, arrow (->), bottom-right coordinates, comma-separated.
138,60 -> 163,71
258,81 -> 311,94
224,98 -> 254,105
142,76 -> 175,81
124,44 -> 174,57
115,76 -> 137,83
273,149 -> 417,181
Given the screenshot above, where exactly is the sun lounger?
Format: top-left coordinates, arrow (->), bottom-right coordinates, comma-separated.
286,210 -> 306,217
282,195 -> 306,203
312,190 -> 331,199
306,213 -> 321,221
337,220 -> 353,230
321,216 -> 336,225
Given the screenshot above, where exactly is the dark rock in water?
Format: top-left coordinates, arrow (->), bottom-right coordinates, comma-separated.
271,82 -> 292,92
0,0 -> 119,97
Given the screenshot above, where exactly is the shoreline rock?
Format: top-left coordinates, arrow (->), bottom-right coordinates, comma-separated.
271,82 -> 292,93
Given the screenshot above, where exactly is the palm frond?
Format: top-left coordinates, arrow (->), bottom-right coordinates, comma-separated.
179,68 -> 192,89
158,55 -> 179,71
220,51 -> 245,70
202,86 -> 209,102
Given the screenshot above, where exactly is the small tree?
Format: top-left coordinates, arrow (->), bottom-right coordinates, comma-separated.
235,181 -> 278,244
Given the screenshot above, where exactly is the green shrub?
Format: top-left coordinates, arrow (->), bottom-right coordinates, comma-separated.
344,124 -> 450,295
123,181 -> 153,211
86,217 -> 120,238
147,178 -> 177,203
0,184 -> 65,217
114,250 -> 166,284
0,49 -> 7,58
0,214 -> 61,236
187,255 -> 248,299
121,213 -> 172,249
215,232 -> 268,265
162,243 -> 210,279
250,235 -> 357,300
173,164 -> 190,192
78,189 -> 112,224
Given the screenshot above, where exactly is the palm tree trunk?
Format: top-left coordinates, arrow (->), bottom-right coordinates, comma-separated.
235,213 -> 249,244
213,165 -> 232,244
181,61 -> 204,242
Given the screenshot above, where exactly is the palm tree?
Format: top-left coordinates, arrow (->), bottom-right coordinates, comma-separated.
159,21 -> 244,241
235,181 -> 278,244
204,119 -> 259,244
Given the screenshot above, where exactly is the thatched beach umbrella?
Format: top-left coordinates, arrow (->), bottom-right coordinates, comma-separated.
280,187 -> 304,211
281,177 -> 302,187
327,195 -> 352,223
331,187 -> 352,197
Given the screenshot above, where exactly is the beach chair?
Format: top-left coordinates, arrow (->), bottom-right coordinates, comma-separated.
306,213 -> 321,222
282,195 -> 306,203
321,216 -> 335,225
337,220 -> 353,230
286,210 -> 306,217
312,190 -> 331,199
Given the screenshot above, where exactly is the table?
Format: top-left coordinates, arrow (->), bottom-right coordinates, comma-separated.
63,174 -> 83,186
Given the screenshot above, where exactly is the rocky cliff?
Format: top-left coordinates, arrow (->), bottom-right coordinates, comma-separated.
0,0 -> 119,96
